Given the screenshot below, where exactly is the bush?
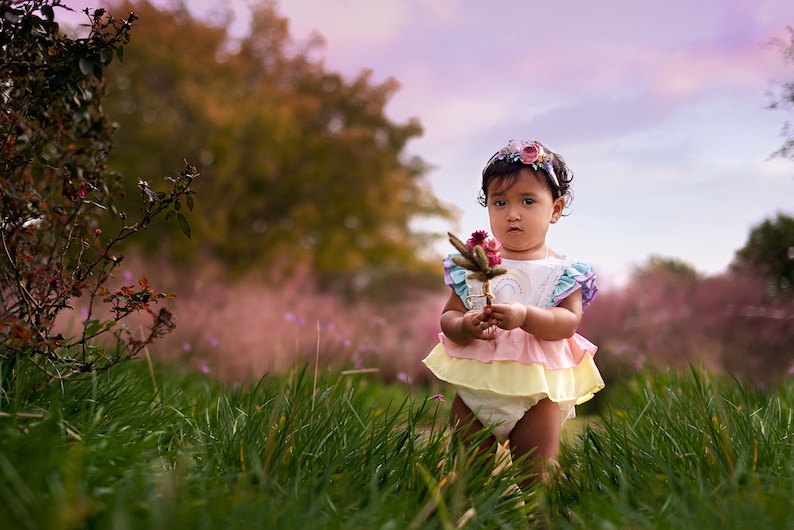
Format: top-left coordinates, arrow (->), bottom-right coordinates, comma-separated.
580,259 -> 794,385
0,0 -> 196,391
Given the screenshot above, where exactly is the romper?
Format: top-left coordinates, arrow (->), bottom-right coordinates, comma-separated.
422,253 -> 604,441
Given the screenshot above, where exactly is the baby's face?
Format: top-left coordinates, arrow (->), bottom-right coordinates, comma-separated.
486,169 -> 565,260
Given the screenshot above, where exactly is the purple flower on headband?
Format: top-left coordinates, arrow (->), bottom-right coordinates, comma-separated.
504,139 -> 523,153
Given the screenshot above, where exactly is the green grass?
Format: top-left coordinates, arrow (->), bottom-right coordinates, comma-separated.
0,361 -> 536,529
547,367 -> 794,529
2,361 -> 794,529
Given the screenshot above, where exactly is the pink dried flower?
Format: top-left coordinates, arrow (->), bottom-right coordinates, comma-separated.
466,230 -> 490,250
466,231 -> 502,266
449,231 -> 507,305
482,238 -> 502,266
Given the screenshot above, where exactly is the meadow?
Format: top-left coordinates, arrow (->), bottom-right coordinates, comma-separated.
13,254 -> 794,529
5,4 -> 793,527
2,355 -> 793,529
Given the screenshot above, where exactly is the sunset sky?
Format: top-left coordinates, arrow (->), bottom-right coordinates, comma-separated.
64,0 -> 794,285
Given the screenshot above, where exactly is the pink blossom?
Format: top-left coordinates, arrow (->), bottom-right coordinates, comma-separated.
466,230 -> 490,250
94,228 -> 102,236
482,238 -> 501,253
429,394 -> 444,401
482,238 -> 502,266
519,142 -> 541,164
78,189 -> 87,198
353,355 -> 365,370
465,230 -> 502,267
284,312 -> 306,326
396,372 -> 413,385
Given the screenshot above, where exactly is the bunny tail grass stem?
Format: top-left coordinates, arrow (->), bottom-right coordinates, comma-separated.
448,231 -> 506,306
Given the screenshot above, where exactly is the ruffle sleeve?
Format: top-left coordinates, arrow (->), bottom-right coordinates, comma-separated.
548,262 -> 598,309
443,254 -> 471,309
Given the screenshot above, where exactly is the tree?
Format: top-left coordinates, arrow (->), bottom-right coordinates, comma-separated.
769,26 -> 794,162
98,0 -> 454,293
1,0 -> 196,390
732,213 -> 794,297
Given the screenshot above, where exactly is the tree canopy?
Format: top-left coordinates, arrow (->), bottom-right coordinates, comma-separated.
90,0 -> 453,292
732,213 -> 794,297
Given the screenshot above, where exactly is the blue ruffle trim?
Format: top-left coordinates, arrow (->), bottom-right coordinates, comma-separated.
443,254 -> 471,309
548,262 -> 598,309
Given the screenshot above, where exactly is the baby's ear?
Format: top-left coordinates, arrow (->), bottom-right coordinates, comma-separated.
550,197 -> 565,223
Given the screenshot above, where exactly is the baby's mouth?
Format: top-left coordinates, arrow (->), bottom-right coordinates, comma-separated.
508,226 -> 522,232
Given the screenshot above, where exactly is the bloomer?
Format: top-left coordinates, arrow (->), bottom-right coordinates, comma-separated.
457,387 -> 577,442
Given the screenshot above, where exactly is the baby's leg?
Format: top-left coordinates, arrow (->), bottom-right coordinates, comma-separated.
450,393 -> 498,461
509,398 -> 562,489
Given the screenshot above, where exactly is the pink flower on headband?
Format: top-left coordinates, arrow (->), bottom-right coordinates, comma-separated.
492,139 -> 560,188
519,142 -> 541,164
498,140 -> 547,166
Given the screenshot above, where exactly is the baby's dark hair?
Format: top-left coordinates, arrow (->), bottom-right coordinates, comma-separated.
477,141 -> 574,208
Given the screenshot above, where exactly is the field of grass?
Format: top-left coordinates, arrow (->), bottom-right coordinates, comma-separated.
2,358 -> 794,529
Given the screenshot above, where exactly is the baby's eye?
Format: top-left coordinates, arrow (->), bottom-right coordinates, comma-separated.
522,198 -> 535,205
494,199 -> 506,207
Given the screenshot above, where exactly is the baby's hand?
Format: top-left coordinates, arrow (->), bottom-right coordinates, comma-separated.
461,307 -> 498,340
488,302 -> 527,330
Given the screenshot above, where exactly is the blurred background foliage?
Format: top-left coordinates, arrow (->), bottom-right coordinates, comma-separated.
88,0 -> 455,297
24,0 -> 792,386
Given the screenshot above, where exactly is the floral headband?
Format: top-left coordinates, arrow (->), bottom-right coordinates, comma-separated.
484,139 -> 559,188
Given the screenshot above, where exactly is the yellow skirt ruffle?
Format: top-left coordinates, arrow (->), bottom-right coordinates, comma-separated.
422,341 -> 605,406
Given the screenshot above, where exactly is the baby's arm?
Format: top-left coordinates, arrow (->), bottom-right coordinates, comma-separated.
488,288 -> 583,340
439,289 -> 497,345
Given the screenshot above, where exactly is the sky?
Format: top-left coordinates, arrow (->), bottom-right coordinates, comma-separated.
62,0 -> 794,286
